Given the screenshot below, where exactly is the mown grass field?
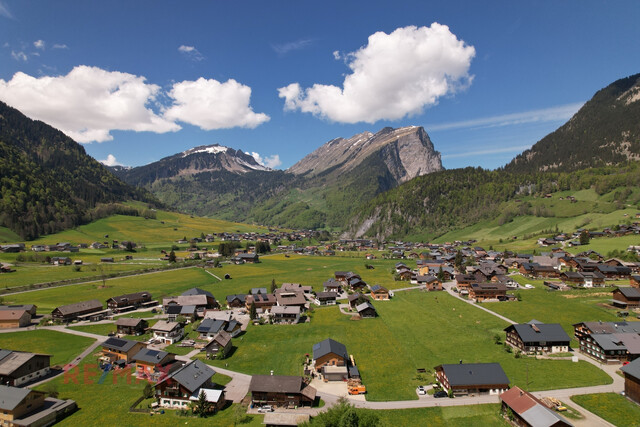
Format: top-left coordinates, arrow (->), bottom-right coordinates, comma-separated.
571,393 -> 640,427
374,404 -> 508,426
206,291 -> 611,401
0,329 -> 95,365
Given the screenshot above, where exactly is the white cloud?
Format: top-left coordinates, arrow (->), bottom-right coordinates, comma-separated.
0,1 -> 14,19
279,23 -> 475,124
0,65 -> 180,143
427,103 -> 584,132
52,43 -> 68,49
248,152 -> 282,169
164,77 -> 270,130
272,39 -> 313,56
33,40 -> 45,50
11,50 -> 27,61
178,45 -> 203,61
99,154 -> 121,166
332,50 -> 341,60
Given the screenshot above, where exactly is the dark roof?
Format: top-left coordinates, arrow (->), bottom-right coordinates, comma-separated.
115,317 -> 146,327
316,292 -> 337,299
107,291 -> 150,304
166,305 -> 182,314
370,284 -> 388,292
197,319 -> 225,334
158,360 -> 215,393
53,299 -> 102,315
437,363 -> 509,386
250,375 -> 308,394
312,338 -> 348,361
576,321 -> 640,334
356,301 -> 376,313
181,287 -> 213,298
505,322 -> 571,343
102,337 -> 140,352
616,287 -> 640,299
621,357 -> 640,380
0,385 -> 31,410
226,294 -> 246,304
132,348 -> 173,364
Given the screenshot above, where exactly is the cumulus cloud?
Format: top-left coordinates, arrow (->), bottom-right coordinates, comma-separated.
248,152 -> 282,169
279,23 -> 475,124
164,77 -> 270,130
0,65 -> 180,143
178,45 -> 203,61
11,51 -> 27,61
272,39 -> 313,56
33,40 -> 45,50
52,43 -> 68,49
99,154 -> 121,166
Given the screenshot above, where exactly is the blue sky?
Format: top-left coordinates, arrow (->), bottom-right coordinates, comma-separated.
1,1 -> 639,170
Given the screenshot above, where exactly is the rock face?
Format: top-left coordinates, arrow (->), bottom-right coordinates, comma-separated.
287,126 -> 443,182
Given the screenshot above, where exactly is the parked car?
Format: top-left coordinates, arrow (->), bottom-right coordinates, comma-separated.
257,405 -> 273,413
417,386 -> 427,395
434,390 -> 448,398
524,284 -> 534,289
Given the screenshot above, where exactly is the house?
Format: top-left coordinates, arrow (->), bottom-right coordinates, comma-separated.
115,318 -> 149,335
249,375 -> 316,408
149,321 -> 184,344
232,253 -> 260,264
630,275 -> 640,288
162,288 -> 219,315
0,305 -> 37,316
0,310 -> 31,329
323,279 -> 342,293
435,363 -> 510,396
155,360 -> 222,410
0,350 -> 52,386
316,292 -> 337,306
612,287 -> 640,308
245,293 -> 277,312
312,338 -> 348,376
347,293 -> 370,310
165,305 -> 182,322
504,320 -> 571,354
275,290 -> 307,309
573,321 -> 640,363
132,348 -> 177,382
500,386 -> 573,427
196,319 -> 226,340
271,306 -> 301,324
100,337 -> 146,365
0,385 -> 77,427
580,271 -> 606,287
356,301 -> 377,318
281,283 -> 313,294
50,257 -> 71,266
469,283 -> 507,302
106,292 -> 152,312
559,271 -> 585,286
51,299 -> 103,322
621,357 -> 640,404
225,294 -> 246,308
415,275 -> 442,291
370,285 -> 389,300
204,331 -> 232,359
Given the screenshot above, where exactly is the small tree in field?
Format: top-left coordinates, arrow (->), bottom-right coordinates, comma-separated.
168,250 -> 177,263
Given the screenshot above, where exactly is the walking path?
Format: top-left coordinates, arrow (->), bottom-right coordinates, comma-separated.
442,281 -> 517,324
203,269 -> 222,281
391,285 -> 425,293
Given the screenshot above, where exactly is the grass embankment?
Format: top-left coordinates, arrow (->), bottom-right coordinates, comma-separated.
571,393 -> 640,427
0,329 -> 95,365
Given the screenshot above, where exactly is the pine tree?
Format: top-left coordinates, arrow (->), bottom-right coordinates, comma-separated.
249,302 -> 257,320
168,250 -> 176,263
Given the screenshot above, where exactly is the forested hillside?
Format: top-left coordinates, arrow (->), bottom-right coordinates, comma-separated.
0,101 -> 155,239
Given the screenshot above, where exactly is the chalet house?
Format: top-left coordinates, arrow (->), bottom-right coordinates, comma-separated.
580,271 -> 606,287
197,318 -> 242,339
334,271 -> 350,283
631,275 -> 640,288
245,293 -> 277,312
347,293 -> 370,310
0,350 -> 51,386
165,305 -> 182,322
612,287 -> 640,308
621,357 -> 640,405
493,275 -> 519,289
397,269 -> 413,281
356,301 -> 377,318
559,272 -> 585,286
370,285 -> 390,300
312,338 -> 348,381
500,386 -> 573,427
249,375 -> 316,408
0,305 -> 37,316
271,306 -> 301,324
347,276 -> 367,291
520,263 -> 559,278
150,321 -> 184,344
573,321 -> 640,363
51,299 -> 103,322
225,294 -> 246,308
316,292 -> 337,306
132,348 -> 176,382
416,275 -> 442,291
155,360 -> 222,411
469,283 -> 507,302
251,287 -> 268,296
281,283 -> 312,294
275,290 -> 307,309
323,279 -> 342,293
0,310 -> 31,329
106,291 -> 153,312
0,385 -> 76,427
162,288 -> 219,315
100,337 -> 146,364
204,331 -> 232,359
232,253 -> 260,264
435,363 -> 509,396
115,318 -> 148,335
455,274 -> 476,294
504,321 -> 571,354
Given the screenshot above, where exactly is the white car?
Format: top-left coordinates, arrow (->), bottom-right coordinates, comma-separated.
257,405 -> 274,413
524,284 -> 534,289
417,386 -> 427,395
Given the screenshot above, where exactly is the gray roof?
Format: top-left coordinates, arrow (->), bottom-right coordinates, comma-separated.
356,301 -> 376,313
621,357 -> 640,380
312,338 -> 348,361
616,287 -> 640,299
197,319 -> 225,334
0,384 -> 31,410
316,292 -> 337,299
520,403 -> 573,427
132,348 -> 172,364
506,322 -> 571,343
102,337 -> 140,352
578,321 -> 640,334
181,287 -> 213,298
159,360 -> 215,393
370,284 -> 387,292
438,363 -> 509,386
115,317 -> 146,327
250,375 -> 307,394
53,299 -> 102,315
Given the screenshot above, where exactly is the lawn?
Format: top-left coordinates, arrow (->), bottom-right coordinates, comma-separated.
374,404 -> 509,426
0,329 -> 95,365
571,393 -> 640,427
4,267 -> 216,313
206,291 -> 611,401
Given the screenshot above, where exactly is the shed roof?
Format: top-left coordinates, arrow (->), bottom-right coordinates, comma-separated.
437,363 -> 509,386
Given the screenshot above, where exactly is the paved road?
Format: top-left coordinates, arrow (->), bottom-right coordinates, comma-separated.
391,285 -> 425,293
442,280 -> 517,324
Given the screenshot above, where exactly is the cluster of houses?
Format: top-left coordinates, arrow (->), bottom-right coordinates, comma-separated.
51,291 -> 158,323
538,223 -> 640,247
0,305 -> 37,329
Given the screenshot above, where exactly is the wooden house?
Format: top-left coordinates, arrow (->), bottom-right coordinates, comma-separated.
621,358 -> 640,405
115,318 -> 149,335
347,293 -> 369,310
500,386 -> 573,427
504,321 -> 571,354
149,321 -> 183,344
271,306 -> 301,324
573,321 -> 640,363
204,331 -> 232,359
155,360 -> 222,410
0,310 -> 31,329
225,294 -> 246,308
100,337 -> 146,364
132,348 -> 177,382
0,385 -> 76,427
435,363 -> 509,396
312,338 -> 348,374
322,279 -> 342,293
316,292 -> 337,306
106,292 -> 152,312
356,301 -> 377,318
612,287 -> 640,308
51,299 -> 103,322
245,293 -> 277,311
0,350 -> 52,386
249,375 -> 316,408
469,283 -> 507,302
370,284 -> 389,300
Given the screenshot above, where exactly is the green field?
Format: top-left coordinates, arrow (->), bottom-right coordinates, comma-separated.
0,329 -> 95,365
206,291 -> 611,401
68,319 -> 160,342
374,404 -> 508,426
571,393 -> 640,427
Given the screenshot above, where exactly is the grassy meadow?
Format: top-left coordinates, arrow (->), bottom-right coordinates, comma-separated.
0,330 -> 95,365
571,393 -> 640,427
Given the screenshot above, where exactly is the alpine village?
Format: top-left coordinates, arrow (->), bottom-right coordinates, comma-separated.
2,8 -> 640,427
